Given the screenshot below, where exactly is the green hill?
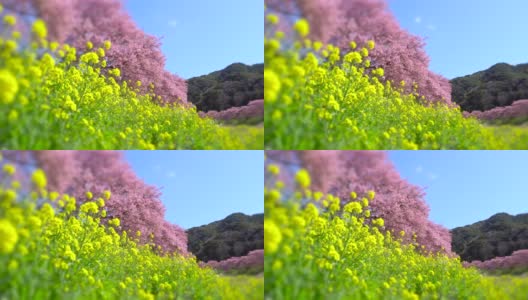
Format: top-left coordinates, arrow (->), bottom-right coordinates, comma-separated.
451,212 -> 528,262
451,63 -> 528,112
187,63 -> 264,112
187,213 -> 264,262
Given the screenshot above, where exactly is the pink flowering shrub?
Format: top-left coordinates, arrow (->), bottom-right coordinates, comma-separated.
201,250 -> 264,274
2,150 -> 188,254
464,99 -> 528,124
2,0 -> 187,103
465,249 -> 528,274
200,100 -> 264,124
265,0 -> 452,104
266,151 -> 453,255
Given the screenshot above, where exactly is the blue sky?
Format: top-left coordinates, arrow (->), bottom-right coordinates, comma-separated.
125,0 -> 263,79
388,0 -> 528,79
125,151 -> 263,229
389,151 -> 528,229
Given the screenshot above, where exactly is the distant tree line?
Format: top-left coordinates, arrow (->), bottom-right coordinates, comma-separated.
451,63 -> 528,112
451,212 -> 528,262
187,63 -> 264,112
187,213 -> 264,262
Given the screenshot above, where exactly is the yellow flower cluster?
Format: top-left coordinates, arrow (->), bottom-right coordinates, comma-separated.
264,13 -> 516,149
294,169 -> 310,188
31,169 -> 47,189
264,164 -> 528,299
0,16 -> 262,149
267,164 -> 280,175
0,69 -> 19,104
0,166 -> 262,299
31,19 -> 47,39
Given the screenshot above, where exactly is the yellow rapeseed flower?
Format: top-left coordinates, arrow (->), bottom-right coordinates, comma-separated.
0,69 -> 19,104
293,19 -> 310,37
361,198 -> 369,207
295,169 -> 311,188
7,110 -> 18,123
267,164 -> 280,175
32,169 -> 47,189
344,202 -> 362,214
360,48 -> 369,57
313,41 -> 323,51
32,19 -> 48,39
266,14 -> 279,24
264,219 -> 282,254
80,202 -> 99,214
0,219 -> 18,254
2,164 -> 16,175
109,218 -> 121,227
373,218 -> 385,227
264,69 -> 281,103
104,40 -> 112,50
367,40 -> 375,50
3,15 -> 16,26
4,189 -> 17,203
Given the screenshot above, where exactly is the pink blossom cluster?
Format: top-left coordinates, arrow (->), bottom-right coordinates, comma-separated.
463,99 -> 528,123
2,151 -> 188,255
464,249 -> 528,271
266,151 -> 453,255
199,100 -> 264,123
201,249 -> 264,273
3,0 -> 187,103
266,0 -> 452,104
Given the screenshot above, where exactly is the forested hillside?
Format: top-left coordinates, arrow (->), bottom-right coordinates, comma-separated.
451,63 -> 528,112
187,213 -> 264,262
451,212 -> 528,262
187,63 -> 264,112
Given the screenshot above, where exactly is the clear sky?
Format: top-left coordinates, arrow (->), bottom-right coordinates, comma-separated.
387,0 -> 528,79
124,151 -> 263,229
389,151 -> 528,230
125,0 -> 263,79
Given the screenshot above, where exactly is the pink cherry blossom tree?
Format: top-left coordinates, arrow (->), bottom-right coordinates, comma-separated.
465,249 -> 528,272
2,0 -> 187,103
1,150 -> 188,254
266,150 -> 453,254
265,0 -> 452,104
464,99 -> 528,124
202,249 -> 264,273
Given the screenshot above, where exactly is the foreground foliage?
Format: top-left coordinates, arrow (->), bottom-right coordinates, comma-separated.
264,167 -> 528,299
0,166 -> 262,299
264,15 -> 527,149
0,14 -> 261,149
